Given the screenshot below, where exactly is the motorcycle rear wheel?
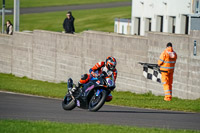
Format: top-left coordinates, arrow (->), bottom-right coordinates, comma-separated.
62,93 -> 76,110
88,90 -> 107,112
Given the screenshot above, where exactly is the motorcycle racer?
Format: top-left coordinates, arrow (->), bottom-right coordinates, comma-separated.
71,56 -> 117,102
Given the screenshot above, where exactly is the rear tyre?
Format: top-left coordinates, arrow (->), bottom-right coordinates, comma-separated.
88,90 -> 107,112
62,93 -> 76,110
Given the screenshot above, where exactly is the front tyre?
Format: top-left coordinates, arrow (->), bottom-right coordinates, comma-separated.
89,90 -> 107,112
62,93 -> 76,110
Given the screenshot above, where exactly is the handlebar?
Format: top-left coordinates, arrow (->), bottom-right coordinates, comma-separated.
90,70 -> 115,90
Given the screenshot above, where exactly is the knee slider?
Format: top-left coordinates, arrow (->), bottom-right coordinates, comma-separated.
80,74 -> 90,84
81,74 -> 88,80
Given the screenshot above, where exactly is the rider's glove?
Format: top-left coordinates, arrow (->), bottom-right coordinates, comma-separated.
91,71 -> 97,77
89,68 -> 97,77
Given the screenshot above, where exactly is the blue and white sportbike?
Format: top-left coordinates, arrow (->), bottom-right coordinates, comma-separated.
62,71 -> 115,112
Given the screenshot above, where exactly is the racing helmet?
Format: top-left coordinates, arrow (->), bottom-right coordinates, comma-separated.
106,56 -> 117,71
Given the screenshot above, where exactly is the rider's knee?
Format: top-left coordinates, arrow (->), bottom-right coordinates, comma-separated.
80,74 -> 90,84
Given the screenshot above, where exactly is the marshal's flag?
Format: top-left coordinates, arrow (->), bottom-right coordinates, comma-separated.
139,62 -> 161,83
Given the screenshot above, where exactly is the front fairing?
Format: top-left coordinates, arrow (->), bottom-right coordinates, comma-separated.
76,77 -> 105,109
76,73 -> 115,109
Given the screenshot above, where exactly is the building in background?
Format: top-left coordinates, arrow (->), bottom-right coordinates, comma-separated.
114,0 -> 200,36
114,18 -> 131,34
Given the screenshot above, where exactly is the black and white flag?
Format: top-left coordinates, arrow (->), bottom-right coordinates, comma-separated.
139,62 -> 161,83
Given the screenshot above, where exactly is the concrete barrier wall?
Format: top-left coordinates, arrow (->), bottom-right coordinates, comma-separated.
0,34 -> 13,74
0,30 -> 199,99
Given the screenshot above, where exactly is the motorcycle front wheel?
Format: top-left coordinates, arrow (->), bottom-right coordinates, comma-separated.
62,93 -> 76,110
88,90 -> 107,112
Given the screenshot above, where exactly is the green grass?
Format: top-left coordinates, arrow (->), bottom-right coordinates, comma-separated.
0,73 -> 67,98
110,91 -> 200,112
1,6 -> 131,33
3,0 -> 131,8
0,73 -> 200,112
0,120 -> 199,133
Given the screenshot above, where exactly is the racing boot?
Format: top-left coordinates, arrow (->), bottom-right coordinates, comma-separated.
106,93 -> 113,102
71,82 -> 83,93
164,96 -> 172,101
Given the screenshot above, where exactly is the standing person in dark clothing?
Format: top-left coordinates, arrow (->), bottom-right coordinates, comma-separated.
63,11 -> 75,34
6,20 -> 13,35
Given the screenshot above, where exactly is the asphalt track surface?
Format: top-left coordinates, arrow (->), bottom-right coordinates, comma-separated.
0,91 -> 200,130
2,2 -> 200,130
6,1 -> 131,15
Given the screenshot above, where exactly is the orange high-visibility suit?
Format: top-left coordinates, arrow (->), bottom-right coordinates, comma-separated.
158,46 -> 177,101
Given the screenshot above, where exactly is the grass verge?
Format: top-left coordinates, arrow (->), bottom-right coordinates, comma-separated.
0,73 -> 200,112
0,119 -> 199,133
1,6 -> 131,33
4,0 -> 131,8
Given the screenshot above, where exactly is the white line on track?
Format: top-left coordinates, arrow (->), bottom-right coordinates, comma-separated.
0,90 -> 62,100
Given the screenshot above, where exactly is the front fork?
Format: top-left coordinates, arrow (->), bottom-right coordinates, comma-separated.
67,78 -> 75,100
96,89 -> 103,96
96,89 -> 111,97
